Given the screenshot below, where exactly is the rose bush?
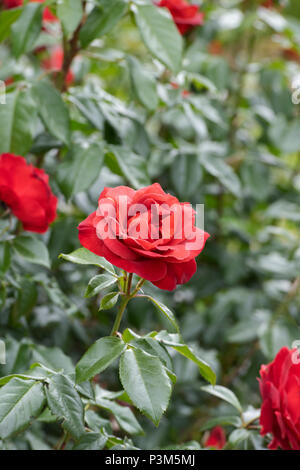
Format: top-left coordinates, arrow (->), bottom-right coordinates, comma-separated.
0,0 -> 299,452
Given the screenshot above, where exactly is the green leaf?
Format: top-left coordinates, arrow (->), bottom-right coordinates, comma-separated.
171,154 -> 202,199
200,154 -> 241,198
119,348 -> 172,426
45,374 -> 85,440
228,428 -> 250,447
11,3 -> 43,58
99,292 -> 120,311
84,274 -> 117,298
0,241 -> 11,274
144,296 -> 179,332
0,8 -> 22,43
73,432 -> 107,450
80,0 -> 127,47
76,337 -> 126,383
131,337 -> 172,370
16,277 -> 38,319
57,0 -> 83,38
0,374 -> 45,387
59,247 -> 116,275
127,56 -> 158,111
57,142 -> 104,199
30,345 -> 74,374
106,146 -> 150,189
201,385 -> 243,413
132,3 -> 183,73
200,415 -> 242,431
31,81 -> 70,146
0,90 -> 37,155
12,236 -> 50,269
156,331 -> 216,385
266,200 -> 300,222
0,378 -> 45,440
95,397 -> 143,436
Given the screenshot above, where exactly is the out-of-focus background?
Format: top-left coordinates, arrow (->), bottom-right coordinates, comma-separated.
0,0 -> 300,450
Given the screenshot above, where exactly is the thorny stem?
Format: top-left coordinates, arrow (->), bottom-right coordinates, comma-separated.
56,1 -> 87,92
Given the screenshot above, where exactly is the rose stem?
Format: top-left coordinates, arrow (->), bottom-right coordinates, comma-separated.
110,296 -> 130,337
110,276 -> 145,336
126,273 -> 133,295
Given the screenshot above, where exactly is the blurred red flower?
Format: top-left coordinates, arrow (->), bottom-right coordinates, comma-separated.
259,347 -> 300,450
42,46 -> 74,86
156,0 -> 204,35
3,0 -> 22,7
204,426 -> 226,450
78,184 -> 209,291
0,153 -> 57,233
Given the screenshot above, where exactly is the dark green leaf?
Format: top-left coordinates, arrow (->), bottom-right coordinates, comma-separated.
59,247 -> 116,275
12,236 -> 50,269
0,378 -> 45,440
76,337 -> 126,383
45,374 -> 85,440
99,292 -> 120,311
127,56 -> 158,111
0,90 -> 36,155
119,348 -> 172,426
57,0 -> 83,38
132,3 -> 183,72
201,385 -> 242,413
80,0 -> 127,47
106,146 -> 150,189
0,8 -> 22,43
32,81 -> 70,146
84,274 -> 117,298
11,3 -> 43,58
57,142 -> 104,199
95,397 -> 143,435
73,432 -> 107,450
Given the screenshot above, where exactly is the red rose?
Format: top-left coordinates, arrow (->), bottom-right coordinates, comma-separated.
3,0 -> 22,7
157,0 -> 204,35
42,46 -> 74,86
0,153 -> 57,233
259,347 -> 300,450
204,426 -> 226,450
78,184 -> 209,291
30,0 -> 58,22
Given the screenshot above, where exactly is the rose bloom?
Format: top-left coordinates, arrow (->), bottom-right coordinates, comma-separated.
42,46 -> 74,86
157,0 -> 204,35
204,426 -> 226,450
3,0 -> 57,22
259,347 -> 300,450
3,0 -> 22,7
0,153 -> 57,233
78,184 -> 209,291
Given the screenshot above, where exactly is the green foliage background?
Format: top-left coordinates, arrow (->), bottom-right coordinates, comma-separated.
0,0 -> 300,450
